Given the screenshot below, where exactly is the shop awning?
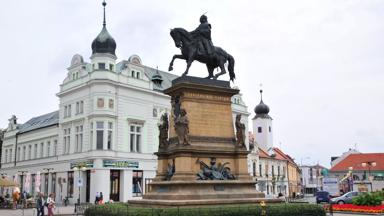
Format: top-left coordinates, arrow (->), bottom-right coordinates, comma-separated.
0,177 -> 19,187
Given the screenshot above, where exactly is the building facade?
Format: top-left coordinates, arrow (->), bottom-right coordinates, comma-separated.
0,3 -> 249,204
300,165 -> 325,194
329,152 -> 384,193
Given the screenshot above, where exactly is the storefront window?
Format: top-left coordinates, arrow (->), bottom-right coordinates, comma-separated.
67,171 -> 74,198
132,170 -> 143,197
45,174 -> 49,194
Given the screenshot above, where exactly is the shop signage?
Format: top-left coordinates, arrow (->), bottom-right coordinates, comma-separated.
103,160 -> 139,168
70,161 -> 94,169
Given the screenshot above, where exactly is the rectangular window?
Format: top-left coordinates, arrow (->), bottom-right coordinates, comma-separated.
131,71 -> 135,77
107,122 -> 112,150
40,143 -> 44,157
252,162 -> 256,177
53,140 -> 57,156
44,174 -> 49,194
68,105 -> 71,117
132,170 -> 143,197
259,164 -> 262,177
96,122 -> 104,150
76,102 -> 79,114
269,126 -> 271,132
4,149 -> 8,163
278,166 -> 280,176
31,174 -> 36,196
67,171 -> 74,198
23,146 -> 26,161
34,144 -> 38,159
28,145 -> 32,160
109,64 -> 113,71
272,165 -> 275,177
47,142 -> 51,157
258,127 -> 262,133
17,147 -> 20,161
9,149 -> 12,162
75,125 -> 83,152
67,129 -> 71,153
98,63 -> 105,69
136,72 -> 140,79
80,101 -> 84,113
129,125 -> 142,152
97,98 -> 104,108
109,99 -> 114,109
90,122 -> 94,149
64,106 -> 67,118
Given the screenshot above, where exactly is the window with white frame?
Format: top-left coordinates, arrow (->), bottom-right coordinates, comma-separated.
23,146 -> 26,161
80,101 -> 84,113
40,142 -> 44,158
9,149 -> 12,162
17,147 -> 20,161
96,122 -> 104,150
107,122 -> 112,150
47,141 -> 51,157
68,105 -> 72,117
34,144 -> 38,159
90,122 -> 94,149
76,102 -> 80,114
63,128 -> 71,154
4,149 -> 8,163
64,106 -> 68,118
75,125 -> 83,152
28,145 -> 32,160
129,124 -> 142,152
53,140 -> 57,156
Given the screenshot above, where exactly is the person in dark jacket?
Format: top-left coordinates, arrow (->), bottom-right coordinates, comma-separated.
36,192 -> 45,216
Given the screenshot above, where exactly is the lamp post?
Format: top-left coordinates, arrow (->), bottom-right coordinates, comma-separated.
72,166 -> 86,205
348,166 -> 353,192
362,161 -> 377,192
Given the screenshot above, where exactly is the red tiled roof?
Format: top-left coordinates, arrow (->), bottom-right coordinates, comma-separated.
330,153 -> 384,172
272,147 -> 289,161
258,147 -> 270,158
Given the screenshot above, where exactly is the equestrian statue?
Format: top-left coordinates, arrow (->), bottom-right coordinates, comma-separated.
168,15 -> 236,81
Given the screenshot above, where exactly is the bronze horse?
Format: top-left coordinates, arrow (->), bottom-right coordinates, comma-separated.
168,28 -> 235,81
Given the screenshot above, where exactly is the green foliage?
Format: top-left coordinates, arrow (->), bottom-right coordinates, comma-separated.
352,192 -> 383,206
84,203 -> 326,216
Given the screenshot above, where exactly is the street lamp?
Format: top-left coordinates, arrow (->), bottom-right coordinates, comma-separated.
72,166 -> 86,205
361,161 -> 377,192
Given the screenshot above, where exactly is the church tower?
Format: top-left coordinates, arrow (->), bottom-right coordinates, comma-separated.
252,89 -> 273,151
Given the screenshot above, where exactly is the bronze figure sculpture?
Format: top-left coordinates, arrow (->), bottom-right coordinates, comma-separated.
168,15 -> 235,81
235,114 -> 246,147
196,158 -> 236,180
174,108 -> 189,145
158,113 -> 169,148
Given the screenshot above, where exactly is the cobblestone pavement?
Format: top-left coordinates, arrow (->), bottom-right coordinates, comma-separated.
0,205 -> 77,216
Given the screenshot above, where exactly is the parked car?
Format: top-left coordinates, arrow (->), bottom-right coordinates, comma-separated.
330,191 -> 361,204
316,191 -> 330,204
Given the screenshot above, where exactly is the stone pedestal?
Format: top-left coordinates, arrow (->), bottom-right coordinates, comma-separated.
129,76 -> 268,206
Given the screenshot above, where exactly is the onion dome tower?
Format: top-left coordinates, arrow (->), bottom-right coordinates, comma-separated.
90,0 -> 117,71
252,89 -> 273,151
151,67 -> 164,86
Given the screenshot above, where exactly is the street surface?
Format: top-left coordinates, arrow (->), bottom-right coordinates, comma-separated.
0,205 -> 76,216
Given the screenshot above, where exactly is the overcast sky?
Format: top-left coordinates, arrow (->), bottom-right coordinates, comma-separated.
0,0 -> 383,168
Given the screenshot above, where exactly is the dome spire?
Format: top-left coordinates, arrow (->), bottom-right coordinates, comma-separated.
91,0 -> 116,56
254,85 -> 271,118
102,0 -> 106,27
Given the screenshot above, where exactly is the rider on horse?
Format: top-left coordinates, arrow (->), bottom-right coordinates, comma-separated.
191,15 -> 214,56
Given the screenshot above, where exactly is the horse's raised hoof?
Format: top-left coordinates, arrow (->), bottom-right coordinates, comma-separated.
213,76 -> 218,80
168,66 -> 173,71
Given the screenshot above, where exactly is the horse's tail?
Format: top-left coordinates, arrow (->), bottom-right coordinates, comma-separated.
227,54 -> 235,81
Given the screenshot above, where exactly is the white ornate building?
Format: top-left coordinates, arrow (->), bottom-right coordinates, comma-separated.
0,2 -> 250,204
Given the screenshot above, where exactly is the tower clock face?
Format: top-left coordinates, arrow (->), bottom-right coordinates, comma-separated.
71,54 -> 84,66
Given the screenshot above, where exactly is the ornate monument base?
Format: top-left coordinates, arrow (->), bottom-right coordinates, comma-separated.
129,76 -> 273,207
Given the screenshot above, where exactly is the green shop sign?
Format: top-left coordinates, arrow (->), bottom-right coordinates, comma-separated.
70,161 -> 94,169
103,160 -> 139,168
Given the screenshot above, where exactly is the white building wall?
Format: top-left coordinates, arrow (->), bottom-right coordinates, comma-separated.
253,117 -> 273,151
